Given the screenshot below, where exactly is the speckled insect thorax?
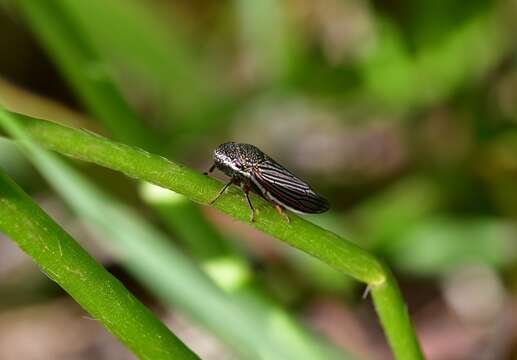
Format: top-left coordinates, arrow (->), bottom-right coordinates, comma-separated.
213,142 -> 266,178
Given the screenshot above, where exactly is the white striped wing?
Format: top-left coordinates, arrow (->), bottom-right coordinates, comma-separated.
252,158 -> 329,213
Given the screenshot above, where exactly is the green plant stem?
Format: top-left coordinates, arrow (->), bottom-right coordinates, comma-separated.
0,168 -> 199,360
0,110 -> 424,360
371,267 -> 420,360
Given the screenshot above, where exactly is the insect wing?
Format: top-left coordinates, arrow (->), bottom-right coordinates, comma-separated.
252,159 -> 329,213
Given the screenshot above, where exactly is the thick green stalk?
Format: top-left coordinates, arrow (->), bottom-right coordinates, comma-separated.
371,268 -> 421,360
0,168 -> 199,360
0,109 -> 424,360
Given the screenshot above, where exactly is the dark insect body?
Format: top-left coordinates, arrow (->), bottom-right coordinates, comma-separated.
205,142 -> 330,222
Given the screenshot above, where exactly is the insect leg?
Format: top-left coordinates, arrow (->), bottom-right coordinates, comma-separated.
209,179 -> 233,205
242,186 -> 256,222
275,204 -> 290,223
204,163 -> 216,175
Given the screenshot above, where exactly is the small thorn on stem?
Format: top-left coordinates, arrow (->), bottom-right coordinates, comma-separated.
362,285 -> 371,300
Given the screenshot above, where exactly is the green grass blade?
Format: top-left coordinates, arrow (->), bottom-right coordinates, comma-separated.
0,108 -> 424,360
55,0 -> 223,124
0,169 -> 199,360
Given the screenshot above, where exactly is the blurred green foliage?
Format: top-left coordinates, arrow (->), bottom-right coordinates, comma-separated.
1,0 -> 517,358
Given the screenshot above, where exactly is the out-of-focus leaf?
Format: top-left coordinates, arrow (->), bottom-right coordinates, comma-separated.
349,177 -> 442,250
54,0 -> 230,141
387,217 -> 517,276
360,4 -> 506,109
13,0 -> 157,150
58,0 -> 222,120
234,0 -> 302,84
